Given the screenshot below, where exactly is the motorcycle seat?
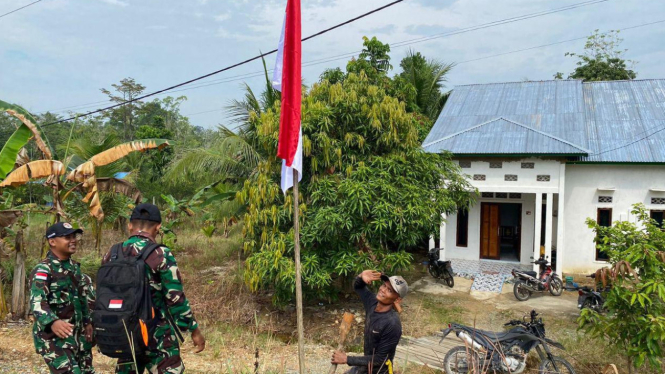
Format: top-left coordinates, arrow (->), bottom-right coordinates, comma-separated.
523,271 -> 537,277
458,326 -> 528,343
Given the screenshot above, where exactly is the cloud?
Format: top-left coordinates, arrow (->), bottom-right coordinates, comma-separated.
99,0 -> 128,7
215,12 -> 231,22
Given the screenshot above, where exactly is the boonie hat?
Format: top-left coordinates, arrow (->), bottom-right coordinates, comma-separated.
45,222 -> 83,239
381,274 -> 408,298
130,203 -> 162,223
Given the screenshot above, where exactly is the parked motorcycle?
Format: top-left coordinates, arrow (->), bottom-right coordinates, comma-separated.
577,274 -> 606,312
427,247 -> 455,287
441,310 -> 576,374
511,255 -> 563,301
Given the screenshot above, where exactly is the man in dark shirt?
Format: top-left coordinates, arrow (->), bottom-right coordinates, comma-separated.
331,270 -> 408,374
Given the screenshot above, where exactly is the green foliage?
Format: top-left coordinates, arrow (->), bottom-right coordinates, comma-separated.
240,70 -> 474,304
579,204 -> 665,369
398,50 -> 453,120
555,30 -> 637,81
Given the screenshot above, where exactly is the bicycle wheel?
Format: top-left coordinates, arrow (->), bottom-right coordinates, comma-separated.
539,356 -> 576,374
443,346 -> 481,374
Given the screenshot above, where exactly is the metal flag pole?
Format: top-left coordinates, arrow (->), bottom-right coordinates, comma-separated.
293,168 -> 306,372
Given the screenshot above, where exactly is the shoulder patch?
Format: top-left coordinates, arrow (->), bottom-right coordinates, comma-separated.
35,271 -> 49,281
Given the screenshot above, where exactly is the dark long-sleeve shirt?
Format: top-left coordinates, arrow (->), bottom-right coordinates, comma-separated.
346,276 -> 402,374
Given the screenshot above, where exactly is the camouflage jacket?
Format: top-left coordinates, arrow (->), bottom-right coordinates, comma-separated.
102,234 -> 198,339
80,274 -> 96,351
29,251 -> 89,354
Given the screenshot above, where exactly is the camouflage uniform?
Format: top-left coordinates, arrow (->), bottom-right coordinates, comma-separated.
102,234 -> 198,374
79,274 -> 96,374
30,251 -> 90,374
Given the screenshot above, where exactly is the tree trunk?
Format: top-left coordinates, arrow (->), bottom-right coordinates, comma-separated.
11,230 -> 26,320
0,269 -> 8,319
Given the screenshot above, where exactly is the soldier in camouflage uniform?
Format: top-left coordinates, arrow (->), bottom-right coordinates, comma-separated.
79,274 -> 96,374
102,203 -> 205,374
30,222 -> 95,374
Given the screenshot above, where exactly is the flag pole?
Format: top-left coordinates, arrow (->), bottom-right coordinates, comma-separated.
293,168 -> 306,373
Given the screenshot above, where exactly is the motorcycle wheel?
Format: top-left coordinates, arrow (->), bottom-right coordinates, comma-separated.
443,346 -> 481,374
549,278 -> 564,296
428,264 -> 443,279
581,299 -> 593,310
513,280 -> 532,301
443,271 -> 455,288
539,356 -> 576,374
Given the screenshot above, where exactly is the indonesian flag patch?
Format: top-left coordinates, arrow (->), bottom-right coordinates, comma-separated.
109,300 -> 123,309
35,272 -> 48,281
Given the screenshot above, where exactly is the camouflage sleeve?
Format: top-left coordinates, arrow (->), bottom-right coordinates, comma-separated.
158,247 -> 198,333
29,264 -> 59,330
80,272 -> 94,325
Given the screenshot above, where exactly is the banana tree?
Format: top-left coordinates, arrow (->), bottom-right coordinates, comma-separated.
0,100 -> 53,180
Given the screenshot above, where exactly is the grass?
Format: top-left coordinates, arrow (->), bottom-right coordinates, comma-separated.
3,214 -> 665,373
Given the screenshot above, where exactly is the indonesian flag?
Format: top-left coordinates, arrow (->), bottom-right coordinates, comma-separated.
272,0 -> 302,194
109,299 -> 123,309
35,272 -> 48,281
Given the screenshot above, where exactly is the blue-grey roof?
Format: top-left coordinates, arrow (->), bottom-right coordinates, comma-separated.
422,117 -> 588,155
423,79 -> 665,162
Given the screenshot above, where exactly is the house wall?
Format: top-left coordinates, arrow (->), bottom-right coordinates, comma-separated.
442,157 -> 564,265
563,164 -> 665,273
444,193 -> 536,265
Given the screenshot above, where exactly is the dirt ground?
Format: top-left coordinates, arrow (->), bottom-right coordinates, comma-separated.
0,272 -> 591,374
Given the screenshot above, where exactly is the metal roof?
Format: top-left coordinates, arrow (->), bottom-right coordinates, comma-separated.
423,79 -> 665,162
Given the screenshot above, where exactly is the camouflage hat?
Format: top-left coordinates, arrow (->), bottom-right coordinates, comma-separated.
381,274 -> 408,298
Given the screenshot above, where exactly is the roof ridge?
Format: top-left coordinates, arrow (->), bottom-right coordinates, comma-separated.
422,117 -> 590,154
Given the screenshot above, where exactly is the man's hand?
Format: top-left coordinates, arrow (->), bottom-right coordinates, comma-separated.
331,350 -> 347,365
360,270 -> 381,285
191,327 -> 206,353
51,320 -> 74,339
84,324 -> 94,343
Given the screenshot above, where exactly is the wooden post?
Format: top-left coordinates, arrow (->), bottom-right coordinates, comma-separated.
11,230 -> 26,320
293,169 -> 306,373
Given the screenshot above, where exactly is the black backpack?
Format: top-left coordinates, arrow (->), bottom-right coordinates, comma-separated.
93,242 -> 161,359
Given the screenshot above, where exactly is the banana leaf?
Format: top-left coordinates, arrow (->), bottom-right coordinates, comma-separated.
0,100 -> 54,180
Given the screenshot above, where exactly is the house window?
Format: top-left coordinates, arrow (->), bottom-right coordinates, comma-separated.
652,197 -> 665,205
596,208 -> 612,261
598,196 -> 613,203
537,175 -> 551,182
456,209 -> 469,247
489,162 -> 502,169
505,174 -> 518,181
459,160 -> 471,168
495,192 -> 508,199
521,162 -> 535,169
481,192 -> 494,198
509,193 -> 522,199
473,174 -> 486,181
651,210 -> 664,229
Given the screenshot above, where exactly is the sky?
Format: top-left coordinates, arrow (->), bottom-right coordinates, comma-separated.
1,0 -> 664,129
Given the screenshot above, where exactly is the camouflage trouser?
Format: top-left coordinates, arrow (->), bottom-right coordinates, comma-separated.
41,346 -> 82,374
78,348 -> 96,374
115,325 -> 183,374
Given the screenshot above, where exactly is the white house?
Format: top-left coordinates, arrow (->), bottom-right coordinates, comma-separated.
423,79 -> 665,274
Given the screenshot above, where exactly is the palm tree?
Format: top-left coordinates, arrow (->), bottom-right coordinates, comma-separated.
166,57 -> 277,187
399,50 -> 454,120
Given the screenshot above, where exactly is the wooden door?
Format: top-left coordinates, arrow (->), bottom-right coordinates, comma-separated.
480,203 -> 500,259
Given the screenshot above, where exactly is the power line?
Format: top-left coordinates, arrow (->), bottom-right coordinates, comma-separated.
43,0 -> 406,126
0,0 -> 42,19
43,0 -> 608,124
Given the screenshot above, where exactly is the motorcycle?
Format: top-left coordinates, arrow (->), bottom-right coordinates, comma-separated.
427,247 -> 455,287
577,274 -> 606,312
511,255 -> 563,301
441,310 -> 576,374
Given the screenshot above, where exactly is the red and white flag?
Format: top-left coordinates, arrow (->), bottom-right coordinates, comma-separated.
272,0 -> 302,193
35,272 -> 48,281
109,299 -> 123,309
